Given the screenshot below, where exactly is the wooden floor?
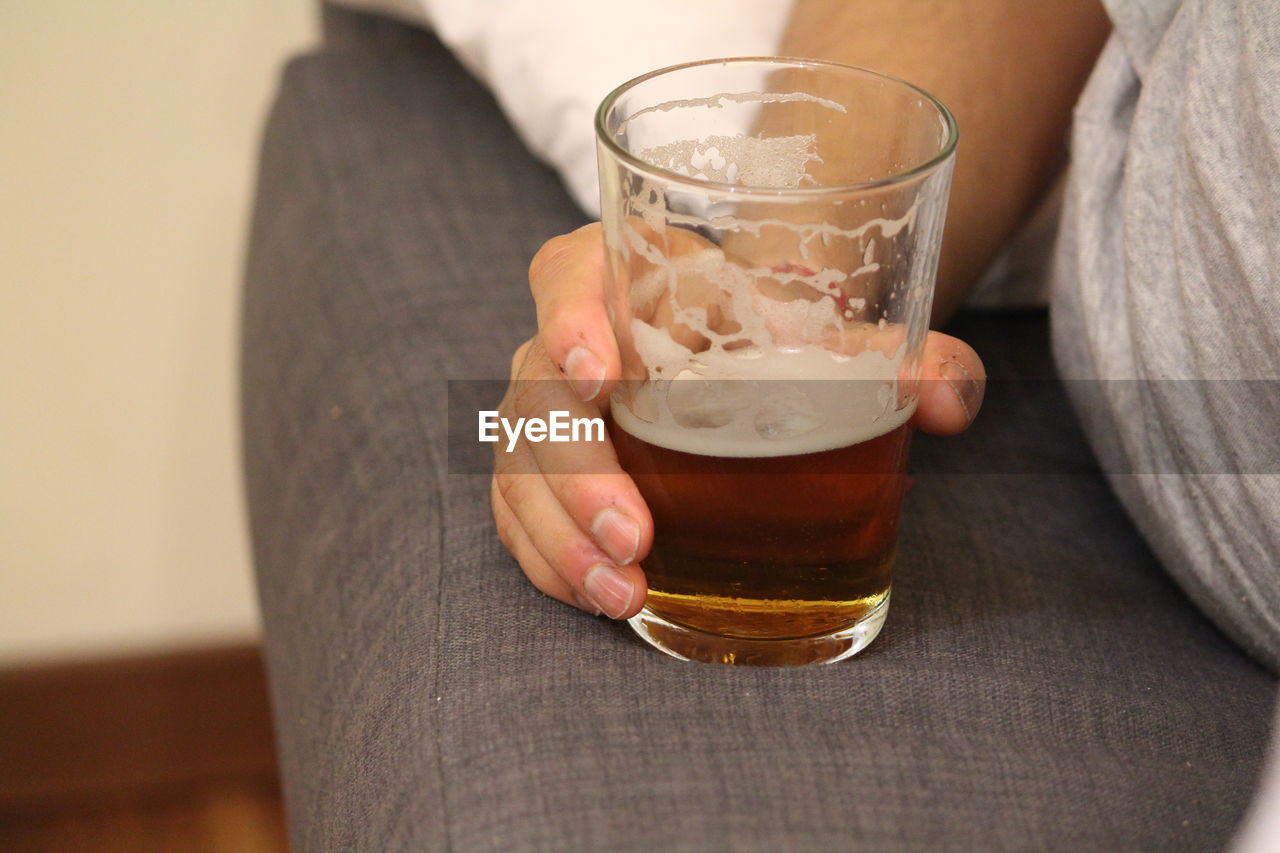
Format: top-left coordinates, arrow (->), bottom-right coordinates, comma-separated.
0,780 -> 287,853
0,645 -> 289,852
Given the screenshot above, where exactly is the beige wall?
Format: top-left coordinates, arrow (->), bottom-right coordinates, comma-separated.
1,2 -> 319,663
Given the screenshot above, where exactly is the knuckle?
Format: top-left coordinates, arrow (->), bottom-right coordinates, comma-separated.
510,374 -> 549,417
528,234 -> 578,294
494,470 -> 526,507
547,472 -> 596,516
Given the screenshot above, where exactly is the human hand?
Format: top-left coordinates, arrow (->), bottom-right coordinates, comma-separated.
490,223 -> 986,619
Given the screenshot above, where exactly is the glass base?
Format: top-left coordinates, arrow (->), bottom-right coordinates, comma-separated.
627,591 -> 891,666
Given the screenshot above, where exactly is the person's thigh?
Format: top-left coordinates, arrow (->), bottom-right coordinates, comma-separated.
241,9 -> 1277,851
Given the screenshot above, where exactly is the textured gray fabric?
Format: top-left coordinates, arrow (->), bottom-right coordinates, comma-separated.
242,9 -> 1277,851
1052,0 -> 1280,672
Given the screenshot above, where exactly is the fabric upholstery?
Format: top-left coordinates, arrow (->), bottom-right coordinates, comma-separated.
241,9 -> 1277,850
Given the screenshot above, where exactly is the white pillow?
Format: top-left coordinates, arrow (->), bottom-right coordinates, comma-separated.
335,0 -> 794,215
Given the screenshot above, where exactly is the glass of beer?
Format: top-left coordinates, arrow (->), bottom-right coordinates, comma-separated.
594,58 -> 957,665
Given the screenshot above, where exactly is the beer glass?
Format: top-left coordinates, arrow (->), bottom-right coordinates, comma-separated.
594,58 -> 956,665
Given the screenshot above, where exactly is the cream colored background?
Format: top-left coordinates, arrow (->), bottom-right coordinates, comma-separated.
1,2 -> 319,663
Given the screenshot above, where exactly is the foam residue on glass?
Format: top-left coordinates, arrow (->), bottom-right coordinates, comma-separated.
607,89 -> 920,459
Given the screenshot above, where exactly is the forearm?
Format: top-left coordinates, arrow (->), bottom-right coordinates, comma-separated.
781,0 -> 1110,323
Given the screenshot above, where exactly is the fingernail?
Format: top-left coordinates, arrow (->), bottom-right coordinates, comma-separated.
565,346 -> 605,401
939,361 -> 983,422
591,508 -> 640,566
582,564 -> 635,620
573,592 -> 603,616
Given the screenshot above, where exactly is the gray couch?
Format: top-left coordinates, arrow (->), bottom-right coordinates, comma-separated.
241,8 -> 1277,850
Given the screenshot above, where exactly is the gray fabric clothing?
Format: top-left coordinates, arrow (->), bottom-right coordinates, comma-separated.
241,8 -> 1277,850
1052,0 -> 1280,673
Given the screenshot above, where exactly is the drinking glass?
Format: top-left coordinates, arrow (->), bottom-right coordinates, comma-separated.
595,58 -> 957,665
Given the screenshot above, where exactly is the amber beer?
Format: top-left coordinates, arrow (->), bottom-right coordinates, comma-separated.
609,415 -> 912,642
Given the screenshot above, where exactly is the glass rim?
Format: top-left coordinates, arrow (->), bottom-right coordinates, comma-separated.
594,56 -> 959,199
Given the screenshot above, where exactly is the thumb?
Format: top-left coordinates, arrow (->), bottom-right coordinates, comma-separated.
913,331 -> 986,435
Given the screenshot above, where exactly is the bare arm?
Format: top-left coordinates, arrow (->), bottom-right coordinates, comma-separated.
781,0 -> 1111,322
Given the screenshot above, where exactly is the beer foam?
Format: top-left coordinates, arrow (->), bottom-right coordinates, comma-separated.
611,136 -> 921,459
612,343 -> 915,459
